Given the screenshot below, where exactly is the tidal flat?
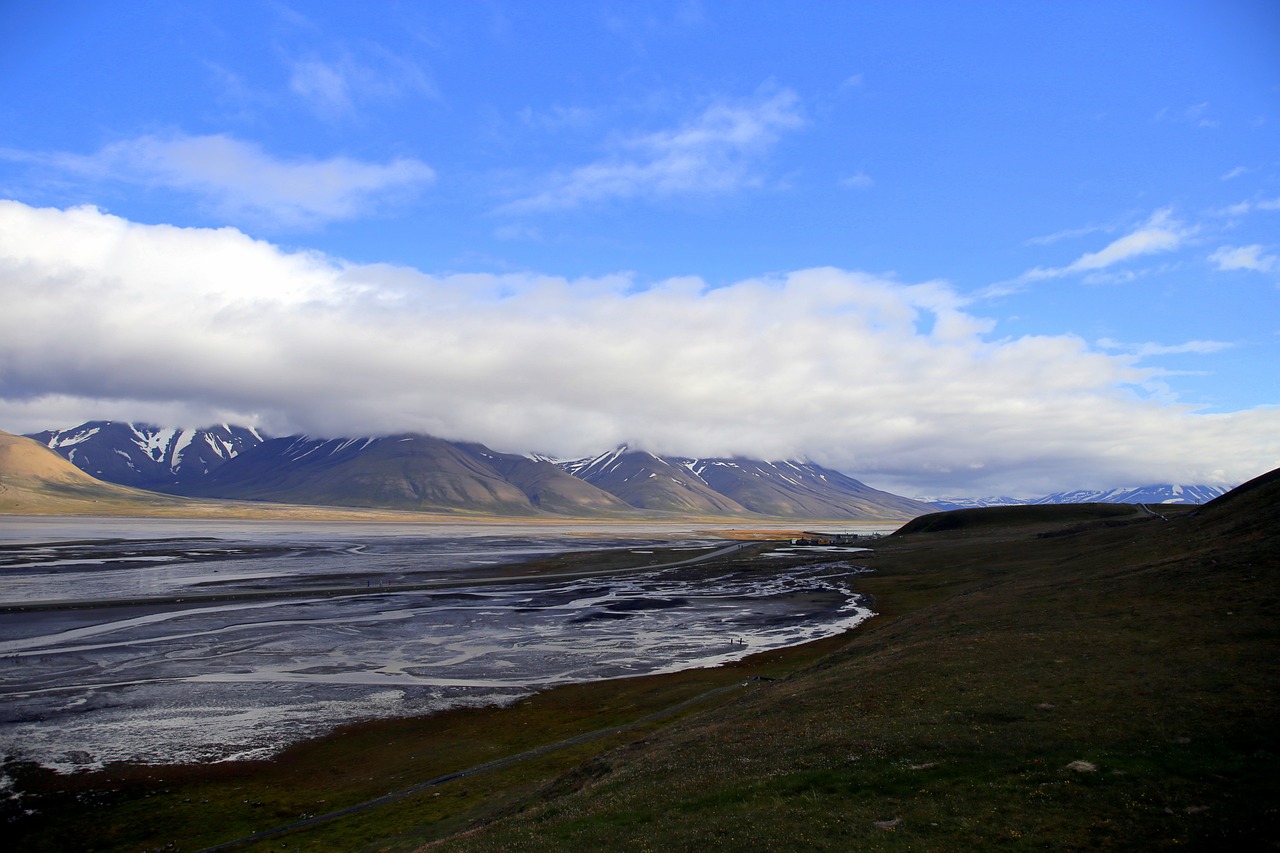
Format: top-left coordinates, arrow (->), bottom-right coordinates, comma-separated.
0,518 -> 883,775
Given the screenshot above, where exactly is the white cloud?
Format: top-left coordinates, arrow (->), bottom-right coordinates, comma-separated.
1098,338 -> 1233,358
23,134 -> 435,228
1024,223 -> 1110,246
991,209 -> 1193,294
1210,244 -> 1277,273
291,60 -> 354,117
839,171 -> 873,189
518,103 -> 598,131
1055,209 -> 1188,273
501,88 -> 804,212
1216,196 -> 1280,219
1157,101 -> 1218,128
288,50 -> 438,120
1,201 -> 1276,496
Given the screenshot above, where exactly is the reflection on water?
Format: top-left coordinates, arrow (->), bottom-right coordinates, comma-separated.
0,519 -> 879,772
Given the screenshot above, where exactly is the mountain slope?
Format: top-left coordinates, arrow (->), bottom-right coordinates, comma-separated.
561,448 -> 931,520
29,421 -> 264,491
682,457 -> 933,520
184,434 -> 541,515
559,448 -> 753,515
0,430 -> 193,514
453,444 -> 637,515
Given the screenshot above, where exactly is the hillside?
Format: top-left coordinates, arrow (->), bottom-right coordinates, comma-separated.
27,421 -> 264,490
0,430 -> 194,514
560,447 -> 753,515
684,457 -> 934,519
454,443 -> 637,515
182,434 -> 550,515
423,469 -> 1279,849
560,447 -> 932,520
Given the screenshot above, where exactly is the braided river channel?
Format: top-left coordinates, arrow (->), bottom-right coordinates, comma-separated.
0,518 -> 888,773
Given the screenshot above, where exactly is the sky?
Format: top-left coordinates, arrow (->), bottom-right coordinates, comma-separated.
1,1 -> 1278,498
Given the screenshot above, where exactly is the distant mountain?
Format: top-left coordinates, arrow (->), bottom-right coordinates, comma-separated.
181,434 -> 556,515
0,429 -> 193,514
925,483 -> 1231,511
453,443 -> 637,515
28,421 -> 264,491
1032,484 -> 1231,505
26,422 -> 934,520
559,448 -> 752,516
678,457 -> 933,520
916,495 -> 1024,512
561,447 -> 932,520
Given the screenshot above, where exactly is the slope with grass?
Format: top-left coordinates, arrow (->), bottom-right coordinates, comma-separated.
431,471 -> 1280,850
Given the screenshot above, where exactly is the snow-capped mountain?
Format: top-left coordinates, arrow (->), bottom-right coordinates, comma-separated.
924,484 -> 1232,510
28,421 -> 265,491
918,495 -> 1024,512
1032,484 -> 1231,505
174,434 -> 638,516
27,423 -> 934,520
454,443 -> 636,514
29,421 -> 1232,519
678,456 -> 934,520
561,447 -> 933,520
558,447 -> 751,515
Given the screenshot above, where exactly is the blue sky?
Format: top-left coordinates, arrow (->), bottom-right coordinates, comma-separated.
1,1 -> 1278,497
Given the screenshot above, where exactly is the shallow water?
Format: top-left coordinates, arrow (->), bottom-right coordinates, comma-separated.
0,519 -> 878,772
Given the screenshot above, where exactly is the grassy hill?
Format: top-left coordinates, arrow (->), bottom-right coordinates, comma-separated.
430,474 -> 1279,850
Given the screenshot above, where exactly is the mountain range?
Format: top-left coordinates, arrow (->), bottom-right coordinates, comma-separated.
21,420 -> 1235,521
924,483 -> 1232,511
24,421 -> 933,521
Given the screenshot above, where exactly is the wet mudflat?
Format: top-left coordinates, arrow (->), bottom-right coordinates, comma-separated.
0,520 -> 874,773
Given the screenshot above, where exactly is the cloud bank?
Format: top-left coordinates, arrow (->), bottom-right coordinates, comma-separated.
1,201 -> 1275,496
